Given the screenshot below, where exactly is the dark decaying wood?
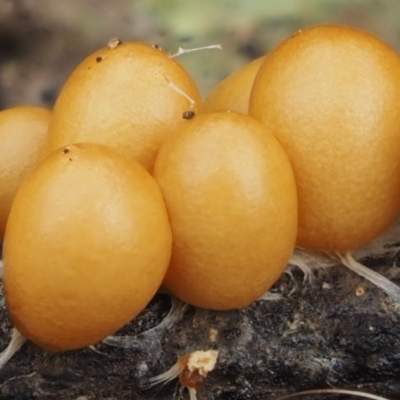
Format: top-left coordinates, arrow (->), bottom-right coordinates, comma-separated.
1,249 -> 400,400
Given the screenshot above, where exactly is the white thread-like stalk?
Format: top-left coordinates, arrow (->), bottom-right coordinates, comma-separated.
169,44 -> 222,58
0,327 -> 27,369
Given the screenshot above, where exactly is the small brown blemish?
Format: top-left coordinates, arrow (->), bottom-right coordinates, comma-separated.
108,37 -> 122,49
291,29 -> 303,39
147,350 -> 218,397
183,110 -> 195,120
63,147 -> 70,154
96,56 -> 103,63
152,44 -> 161,50
69,157 -> 73,161
179,366 -> 206,389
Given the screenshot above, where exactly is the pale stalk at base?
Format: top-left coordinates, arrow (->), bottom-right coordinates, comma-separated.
0,327 -> 27,369
338,252 -> 400,304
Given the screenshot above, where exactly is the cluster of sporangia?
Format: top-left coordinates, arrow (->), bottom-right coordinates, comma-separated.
2,24 -> 400,398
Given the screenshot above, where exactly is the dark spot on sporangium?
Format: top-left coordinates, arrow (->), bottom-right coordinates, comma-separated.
182,110 -> 196,120
63,147 -> 70,154
69,158 -> 72,161
152,44 -> 161,50
96,56 -> 103,63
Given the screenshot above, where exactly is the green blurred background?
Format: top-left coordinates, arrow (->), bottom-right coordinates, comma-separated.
0,0 -> 399,108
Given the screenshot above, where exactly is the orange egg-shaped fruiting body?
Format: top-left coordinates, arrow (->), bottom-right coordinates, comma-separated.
3,143 -> 172,351
46,41 -> 202,172
0,106 -> 51,238
250,25 -> 400,253
154,110 -> 297,310
204,56 -> 265,113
